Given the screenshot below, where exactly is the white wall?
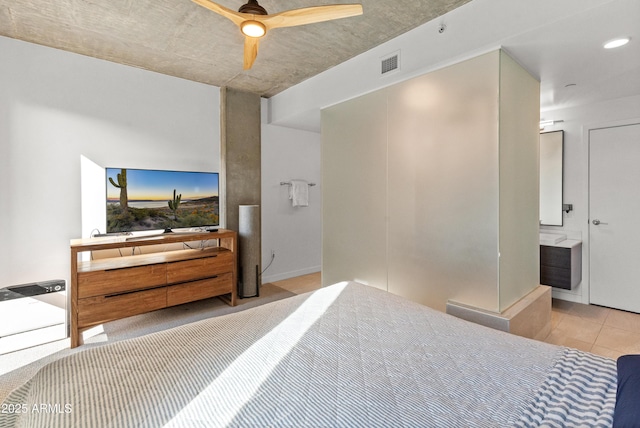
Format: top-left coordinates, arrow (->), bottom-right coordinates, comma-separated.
268,0 -> 611,132
260,107 -> 322,283
540,94 -> 640,303
0,36 -> 220,289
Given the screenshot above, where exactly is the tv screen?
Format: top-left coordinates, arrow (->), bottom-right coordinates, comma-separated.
106,168 -> 219,233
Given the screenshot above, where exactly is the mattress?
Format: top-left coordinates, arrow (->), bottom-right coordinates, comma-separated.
0,281 -> 617,427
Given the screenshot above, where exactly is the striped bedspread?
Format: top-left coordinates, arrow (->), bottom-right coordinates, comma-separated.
0,281 -> 616,427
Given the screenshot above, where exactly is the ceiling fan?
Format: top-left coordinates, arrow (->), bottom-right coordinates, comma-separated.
192,0 -> 363,69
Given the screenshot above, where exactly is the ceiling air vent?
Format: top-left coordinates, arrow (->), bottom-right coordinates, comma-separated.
380,51 -> 400,75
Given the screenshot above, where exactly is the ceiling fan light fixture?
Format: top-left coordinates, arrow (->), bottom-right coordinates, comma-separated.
193,0 -> 364,69
238,0 -> 268,15
241,20 -> 266,38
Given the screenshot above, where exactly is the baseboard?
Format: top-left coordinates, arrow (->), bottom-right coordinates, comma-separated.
0,324 -> 67,355
262,266 -> 321,284
552,288 -> 588,304
446,285 -> 552,340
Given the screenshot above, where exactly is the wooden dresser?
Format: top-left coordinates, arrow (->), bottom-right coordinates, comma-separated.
70,230 -> 237,348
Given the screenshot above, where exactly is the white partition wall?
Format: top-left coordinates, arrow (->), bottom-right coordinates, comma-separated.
386,52 -> 501,312
321,90 -> 389,290
322,50 -> 539,313
497,51 -> 541,311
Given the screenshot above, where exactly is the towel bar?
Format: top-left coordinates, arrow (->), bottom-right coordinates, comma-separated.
280,181 -> 316,186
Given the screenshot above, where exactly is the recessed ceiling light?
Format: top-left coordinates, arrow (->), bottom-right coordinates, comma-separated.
604,37 -> 630,49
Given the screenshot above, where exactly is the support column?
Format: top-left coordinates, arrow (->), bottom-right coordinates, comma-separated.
220,87 -> 261,290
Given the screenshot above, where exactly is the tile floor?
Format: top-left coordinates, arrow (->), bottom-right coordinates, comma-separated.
545,298 -> 640,359
279,273 -> 640,360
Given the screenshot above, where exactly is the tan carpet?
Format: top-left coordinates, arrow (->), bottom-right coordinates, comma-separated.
0,283 -> 295,403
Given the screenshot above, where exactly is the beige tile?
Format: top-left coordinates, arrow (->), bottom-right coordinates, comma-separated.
591,346 -> 625,360
552,313 -> 604,344
594,325 -> 640,354
563,338 -> 595,353
551,299 -> 576,316
563,302 -> 610,324
605,309 -> 640,334
543,330 -> 593,353
551,310 -> 564,330
543,330 -> 565,346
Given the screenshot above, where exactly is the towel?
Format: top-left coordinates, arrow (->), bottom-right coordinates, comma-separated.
289,179 -> 309,207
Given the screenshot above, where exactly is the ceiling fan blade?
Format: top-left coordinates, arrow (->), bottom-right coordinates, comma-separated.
259,4 -> 363,30
191,0 -> 246,27
243,37 -> 259,70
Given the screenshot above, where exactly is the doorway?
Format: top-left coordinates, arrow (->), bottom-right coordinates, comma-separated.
589,122 -> 640,312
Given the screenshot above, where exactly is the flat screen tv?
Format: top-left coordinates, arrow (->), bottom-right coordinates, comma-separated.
106,168 -> 219,233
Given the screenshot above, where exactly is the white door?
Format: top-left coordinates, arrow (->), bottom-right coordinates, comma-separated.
589,123 -> 640,312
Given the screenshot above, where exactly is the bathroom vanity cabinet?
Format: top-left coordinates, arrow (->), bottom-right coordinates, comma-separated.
540,240 -> 582,290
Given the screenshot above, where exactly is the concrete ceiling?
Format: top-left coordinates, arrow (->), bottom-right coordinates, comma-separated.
0,0 -> 471,97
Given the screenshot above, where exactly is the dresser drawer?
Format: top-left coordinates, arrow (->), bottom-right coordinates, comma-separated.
166,251 -> 234,284
166,273 -> 233,306
77,286 -> 167,328
78,264 -> 167,298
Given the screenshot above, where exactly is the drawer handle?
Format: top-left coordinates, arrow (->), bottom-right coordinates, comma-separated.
166,275 -> 223,286
105,284 -> 165,298
167,254 -> 217,265
103,266 -> 160,272
104,267 -> 129,272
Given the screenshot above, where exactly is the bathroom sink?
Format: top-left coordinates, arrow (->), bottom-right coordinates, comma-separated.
539,232 -> 566,245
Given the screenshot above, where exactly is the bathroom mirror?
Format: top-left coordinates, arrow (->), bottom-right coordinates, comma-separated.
539,130 -> 564,226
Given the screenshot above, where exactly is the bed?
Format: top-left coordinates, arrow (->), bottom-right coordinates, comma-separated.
0,281 -> 618,427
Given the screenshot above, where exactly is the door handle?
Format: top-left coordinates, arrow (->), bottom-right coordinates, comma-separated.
592,219 -> 609,225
